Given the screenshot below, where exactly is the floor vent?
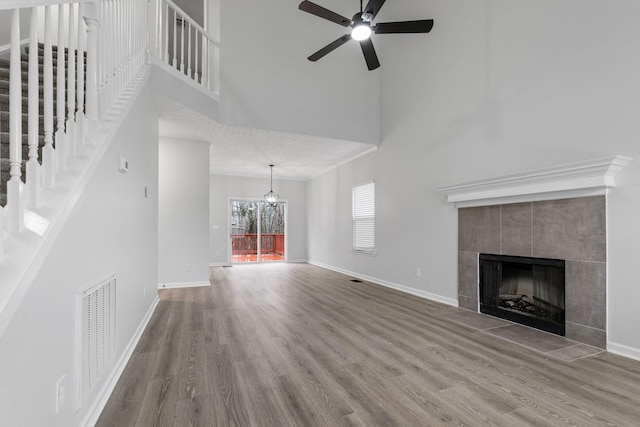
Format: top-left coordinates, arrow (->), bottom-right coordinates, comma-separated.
350,279 -> 363,283
77,274 -> 116,407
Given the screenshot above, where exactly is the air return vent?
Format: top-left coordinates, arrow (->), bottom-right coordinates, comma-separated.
76,274 -> 116,407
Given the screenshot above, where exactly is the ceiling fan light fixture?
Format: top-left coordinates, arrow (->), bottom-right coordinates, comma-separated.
298,0 -> 434,70
351,23 -> 371,41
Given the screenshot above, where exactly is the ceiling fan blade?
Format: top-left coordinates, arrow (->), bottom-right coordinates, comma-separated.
298,1 -> 352,27
308,34 -> 352,62
363,0 -> 386,20
374,19 -> 434,34
359,38 -> 380,70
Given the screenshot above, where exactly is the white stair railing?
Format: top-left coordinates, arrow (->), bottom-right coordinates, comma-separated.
151,0 -> 221,95
0,0 -> 214,269
0,0 -> 149,258
98,0 -> 148,117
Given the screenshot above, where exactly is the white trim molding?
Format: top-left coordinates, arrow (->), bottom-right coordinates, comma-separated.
209,262 -> 230,267
158,281 -> 211,289
308,260 -> 459,307
608,341 -> 640,362
437,155 -> 633,208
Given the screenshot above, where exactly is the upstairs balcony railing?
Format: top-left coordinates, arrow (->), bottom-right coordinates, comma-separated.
149,0 -> 220,96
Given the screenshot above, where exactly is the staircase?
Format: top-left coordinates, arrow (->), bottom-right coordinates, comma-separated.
0,44 -> 88,208
0,2 -> 220,424
0,0 -> 217,324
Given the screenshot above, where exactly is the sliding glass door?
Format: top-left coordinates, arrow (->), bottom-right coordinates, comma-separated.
230,200 -> 286,263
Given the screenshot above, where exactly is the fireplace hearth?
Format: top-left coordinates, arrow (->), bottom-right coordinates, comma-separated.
480,254 -> 565,336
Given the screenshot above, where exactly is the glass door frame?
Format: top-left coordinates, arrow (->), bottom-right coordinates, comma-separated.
227,197 -> 288,264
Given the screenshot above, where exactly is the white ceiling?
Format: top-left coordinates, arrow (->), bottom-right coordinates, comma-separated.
154,95 -> 376,180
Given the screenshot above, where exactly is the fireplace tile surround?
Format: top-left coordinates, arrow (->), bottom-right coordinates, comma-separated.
439,156 -> 633,350
457,197 -> 607,348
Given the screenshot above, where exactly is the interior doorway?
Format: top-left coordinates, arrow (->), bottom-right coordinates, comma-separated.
230,199 -> 286,263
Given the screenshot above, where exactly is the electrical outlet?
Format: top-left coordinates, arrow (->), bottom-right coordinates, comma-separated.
415,268 -> 421,278
143,287 -> 147,299
55,374 -> 66,413
185,263 -> 191,271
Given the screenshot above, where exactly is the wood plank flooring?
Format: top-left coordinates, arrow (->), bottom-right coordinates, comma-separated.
96,263 -> 640,426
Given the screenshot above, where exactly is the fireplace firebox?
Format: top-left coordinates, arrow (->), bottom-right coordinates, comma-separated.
479,254 -> 565,336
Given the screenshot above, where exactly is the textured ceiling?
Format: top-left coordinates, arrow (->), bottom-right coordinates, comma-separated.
154,96 -> 376,180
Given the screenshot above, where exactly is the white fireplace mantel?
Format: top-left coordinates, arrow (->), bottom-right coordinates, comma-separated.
437,155 -> 633,208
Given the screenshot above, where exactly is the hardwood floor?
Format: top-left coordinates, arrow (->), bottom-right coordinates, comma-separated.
97,263 -> 640,426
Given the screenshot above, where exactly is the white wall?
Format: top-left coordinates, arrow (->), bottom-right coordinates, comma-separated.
158,138 -> 210,287
173,0 -> 204,26
307,0 -> 640,358
219,0 -> 380,145
0,9 -> 31,51
0,85 -> 159,426
209,174 -> 308,264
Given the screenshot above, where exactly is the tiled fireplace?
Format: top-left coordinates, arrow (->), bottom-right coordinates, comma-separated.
458,197 -> 606,348
438,156 -> 633,350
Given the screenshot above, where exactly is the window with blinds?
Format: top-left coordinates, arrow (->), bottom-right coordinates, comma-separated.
352,181 -> 375,254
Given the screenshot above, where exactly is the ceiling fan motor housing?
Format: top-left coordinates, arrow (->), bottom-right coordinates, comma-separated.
299,0 -> 434,70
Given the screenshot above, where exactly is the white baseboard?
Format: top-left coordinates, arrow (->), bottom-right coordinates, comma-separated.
79,295 -> 160,427
287,259 -> 309,263
158,281 -> 210,289
607,342 -> 640,362
209,262 -> 229,267
308,260 -> 459,307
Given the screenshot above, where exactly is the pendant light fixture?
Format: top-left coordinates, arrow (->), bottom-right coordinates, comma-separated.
264,164 -> 279,206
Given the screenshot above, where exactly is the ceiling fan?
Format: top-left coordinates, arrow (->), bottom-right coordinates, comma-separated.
298,0 -> 434,70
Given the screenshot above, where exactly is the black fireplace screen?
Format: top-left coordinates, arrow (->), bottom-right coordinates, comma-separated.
479,254 -> 565,335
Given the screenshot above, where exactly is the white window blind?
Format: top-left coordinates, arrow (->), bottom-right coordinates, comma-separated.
352,181 -> 375,254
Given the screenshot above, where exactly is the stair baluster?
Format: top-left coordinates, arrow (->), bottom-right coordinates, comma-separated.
201,32 -> 208,89
105,0 -> 114,112
180,11 -> 185,73
187,21 -> 192,79
194,28 -> 199,83
76,3 -> 85,145
56,4 -> 67,172
27,7 -> 41,209
67,3 -> 76,157
8,9 -> 24,233
164,1 -> 169,63
85,14 -> 99,138
43,5 -> 56,189
99,0 -> 107,116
